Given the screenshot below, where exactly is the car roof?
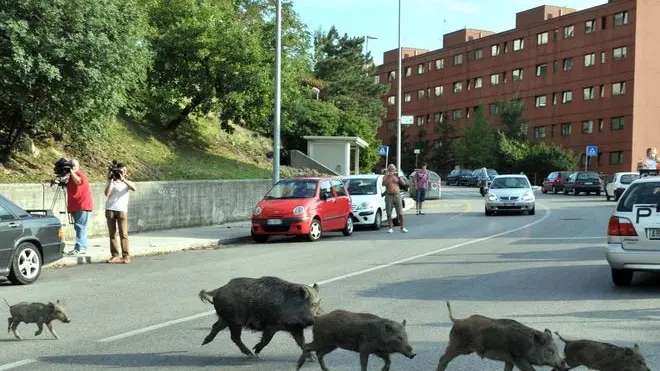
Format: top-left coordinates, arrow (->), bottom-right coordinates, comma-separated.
493,174 -> 528,178
627,176 -> 660,184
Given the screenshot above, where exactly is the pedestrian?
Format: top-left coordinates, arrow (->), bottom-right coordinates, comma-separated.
104,162 -> 137,264
66,159 -> 94,255
415,163 -> 429,215
382,164 -> 408,233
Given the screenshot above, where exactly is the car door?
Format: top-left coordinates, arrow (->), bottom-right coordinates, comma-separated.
564,173 -> 575,192
0,203 -> 24,270
332,179 -> 351,226
544,172 -> 556,190
318,180 -> 338,230
607,174 -> 619,194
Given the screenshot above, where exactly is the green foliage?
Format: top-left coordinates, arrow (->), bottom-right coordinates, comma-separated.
454,106 -> 497,168
497,93 -> 527,142
432,113 -> 457,172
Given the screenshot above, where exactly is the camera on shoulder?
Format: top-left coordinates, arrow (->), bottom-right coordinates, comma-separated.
108,160 -> 125,181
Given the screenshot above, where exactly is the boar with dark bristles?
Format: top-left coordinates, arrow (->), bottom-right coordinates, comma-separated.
5,299 -> 71,340
552,331 -> 651,371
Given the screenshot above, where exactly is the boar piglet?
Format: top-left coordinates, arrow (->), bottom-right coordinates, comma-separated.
199,276 -> 322,359
552,332 -> 651,371
5,299 -> 70,340
295,309 -> 416,371
436,301 -> 567,371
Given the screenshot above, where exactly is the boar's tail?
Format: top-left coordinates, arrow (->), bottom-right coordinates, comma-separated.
198,290 -> 215,305
3,299 -> 9,308
445,301 -> 456,323
554,331 -> 570,343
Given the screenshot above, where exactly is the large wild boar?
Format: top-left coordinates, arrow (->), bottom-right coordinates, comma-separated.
5,299 -> 71,340
552,332 -> 651,371
435,301 -> 567,371
199,276 -> 322,358
295,309 -> 416,371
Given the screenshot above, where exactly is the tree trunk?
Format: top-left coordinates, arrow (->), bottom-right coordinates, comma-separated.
165,95 -> 204,131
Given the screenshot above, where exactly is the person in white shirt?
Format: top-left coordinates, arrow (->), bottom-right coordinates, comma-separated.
644,147 -> 657,169
104,162 -> 137,264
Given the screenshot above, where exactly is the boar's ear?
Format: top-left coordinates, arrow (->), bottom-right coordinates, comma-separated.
312,283 -> 319,292
401,319 -> 407,327
299,287 -> 310,299
633,343 -> 640,351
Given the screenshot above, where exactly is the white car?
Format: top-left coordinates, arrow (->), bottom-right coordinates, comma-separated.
343,174 -> 401,230
605,171 -> 660,286
605,172 -> 640,202
484,174 -> 536,216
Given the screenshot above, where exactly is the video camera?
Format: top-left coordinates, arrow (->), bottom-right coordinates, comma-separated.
49,157 -> 75,186
108,160 -> 125,181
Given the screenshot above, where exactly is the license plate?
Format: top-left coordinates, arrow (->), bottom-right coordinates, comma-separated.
585,182 -> 593,185
648,228 -> 660,240
267,219 -> 283,225
504,203 -> 514,207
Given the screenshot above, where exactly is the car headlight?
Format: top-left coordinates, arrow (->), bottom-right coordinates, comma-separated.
486,193 -> 497,201
253,206 -> 262,215
356,201 -> 375,210
293,206 -> 305,215
521,191 -> 533,201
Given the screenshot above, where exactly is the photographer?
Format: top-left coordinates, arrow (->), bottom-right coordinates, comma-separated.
104,161 -> 137,264
382,164 -> 408,234
66,159 -> 94,255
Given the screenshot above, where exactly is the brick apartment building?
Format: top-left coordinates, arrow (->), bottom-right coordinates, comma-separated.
375,0 -> 660,174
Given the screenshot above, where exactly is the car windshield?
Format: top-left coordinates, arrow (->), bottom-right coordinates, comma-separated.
620,174 -> 640,184
264,179 -> 318,199
577,172 -> 600,180
617,182 -> 660,212
343,178 -> 378,195
490,177 -> 530,189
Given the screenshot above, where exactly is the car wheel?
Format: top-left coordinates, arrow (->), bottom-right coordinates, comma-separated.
563,189 -> 568,195
615,194 -> 621,202
485,208 -> 493,216
307,218 -> 322,242
251,232 -> 269,243
342,215 -> 354,236
552,186 -> 557,194
542,187 -> 547,194
606,190 -> 611,201
573,188 -> 579,196
8,242 -> 42,285
372,209 -> 382,230
596,191 -> 601,196
611,268 -> 633,286
528,205 -> 536,215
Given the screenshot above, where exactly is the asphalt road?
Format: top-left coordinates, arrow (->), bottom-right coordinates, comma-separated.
2,186 -> 660,371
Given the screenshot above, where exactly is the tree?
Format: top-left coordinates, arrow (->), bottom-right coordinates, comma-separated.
454,106 -> 497,168
431,112 -> 457,172
0,0 -> 150,161
497,94 -> 527,141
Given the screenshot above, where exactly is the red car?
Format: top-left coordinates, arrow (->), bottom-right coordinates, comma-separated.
251,177 -> 354,243
541,171 -> 573,193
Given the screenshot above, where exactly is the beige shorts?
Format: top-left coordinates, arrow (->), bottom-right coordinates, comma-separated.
385,192 -> 403,218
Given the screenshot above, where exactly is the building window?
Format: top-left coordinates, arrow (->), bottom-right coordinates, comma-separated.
611,116 -> 625,130
613,46 -> 627,60
551,124 -> 556,137
601,52 -> 606,64
453,81 -> 462,93
489,103 -> 499,115
536,63 -> 547,76
513,38 -> 524,51
534,126 -> 546,139
552,93 -> 558,105
374,75 -> 380,84
490,73 -> 499,85
474,77 -> 483,89
453,54 -> 463,65
612,82 -> 626,96
417,90 -> 425,100
583,87 -> 595,100
417,63 -> 424,74
584,53 -> 596,67
561,123 -> 571,136
404,93 -> 411,102
452,109 -> 462,120
388,71 -> 396,81
535,95 -> 547,107
491,44 -> 500,56
434,86 -> 443,96
563,58 -> 573,71
512,68 -> 523,81
582,120 -> 593,134
416,116 -> 425,126
564,25 -> 575,39
537,32 -> 548,45
585,19 -> 596,34
610,151 -> 624,165
435,59 -> 444,69
405,66 -> 412,76
474,48 -> 483,60
599,84 -> 605,98
614,11 -> 628,26
387,96 -> 395,105
599,119 -> 604,132
562,91 -> 573,103
434,112 -> 444,123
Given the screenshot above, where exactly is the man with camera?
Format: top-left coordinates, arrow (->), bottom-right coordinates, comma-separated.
104,161 -> 136,264
66,159 -> 94,255
382,164 -> 408,233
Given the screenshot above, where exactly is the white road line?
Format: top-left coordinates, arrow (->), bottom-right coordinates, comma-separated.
92,203 -> 552,343
0,359 -> 36,371
516,237 -> 604,240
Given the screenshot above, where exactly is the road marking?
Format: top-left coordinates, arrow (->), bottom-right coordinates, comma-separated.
93,203 -> 552,343
0,359 -> 36,371
515,237 -> 604,240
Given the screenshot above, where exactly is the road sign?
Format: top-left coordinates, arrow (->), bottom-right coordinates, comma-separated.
377,145 -> 389,157
401,115 -> 413,125
413,149 -> 421,154
586,145 -> 598,158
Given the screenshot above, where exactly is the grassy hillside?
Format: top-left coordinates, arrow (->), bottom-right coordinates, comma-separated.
0,115 -> 323,184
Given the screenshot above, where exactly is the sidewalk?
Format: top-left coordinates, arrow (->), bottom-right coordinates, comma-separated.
44,221 -> 252,269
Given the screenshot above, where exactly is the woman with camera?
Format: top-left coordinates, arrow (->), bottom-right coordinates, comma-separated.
104,161 -> 137,264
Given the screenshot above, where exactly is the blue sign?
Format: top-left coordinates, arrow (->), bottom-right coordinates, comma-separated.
586,145 -> 598,158
377,145 -> 389,157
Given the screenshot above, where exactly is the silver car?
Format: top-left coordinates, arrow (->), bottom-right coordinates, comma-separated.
484,174 -> 536,216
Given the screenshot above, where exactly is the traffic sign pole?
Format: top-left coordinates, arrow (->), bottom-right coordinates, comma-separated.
585,145 -> 598,172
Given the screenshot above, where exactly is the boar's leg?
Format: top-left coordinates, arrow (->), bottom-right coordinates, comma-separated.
7,317 -> 11,333
359,350 -> 371,371
376,353 -> 392,371
202,318 -> 228,346
512,360 -> 536,371
315,346 -> 335,371
228,324 -> 255,357
252,327 -> 277,355
503,362 -> 515,371
290,327 -> 317,361
35,322 -> 44,337
46,322 -> 60,339
435,340 -> 473,371
10,320 -> 21,340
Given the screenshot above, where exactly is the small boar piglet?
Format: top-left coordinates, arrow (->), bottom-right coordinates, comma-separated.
435,301 -> 567,371
199,276 -> 322,360
5,299 -> 70,340
552,332 -> 651,371
295,309 -> 416,371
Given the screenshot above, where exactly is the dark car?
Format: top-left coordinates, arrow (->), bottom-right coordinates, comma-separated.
456,169 -> 474,186
0,194 -> 65,285
563,171 -> 602,196
446,169 -> 461,185
541,171 -> 573,193
466,169 -> 498,187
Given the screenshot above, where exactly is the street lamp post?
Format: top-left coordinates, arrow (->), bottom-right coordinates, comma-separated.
273,0 -> 282,184
364,35 -> 378,57
396,0 -> 402,171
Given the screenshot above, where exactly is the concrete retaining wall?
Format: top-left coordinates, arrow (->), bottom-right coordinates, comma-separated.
0,179 -> 273,240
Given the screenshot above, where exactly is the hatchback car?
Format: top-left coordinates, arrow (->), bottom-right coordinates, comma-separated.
343,174 -> 400,230
0,194 -> 65,285
605,172 -> 640,201
484,174 -> 536,216
541,171 -> 572,194
563,171 -> 602,195
605,170 -> 660,286
251,177 -> 354,242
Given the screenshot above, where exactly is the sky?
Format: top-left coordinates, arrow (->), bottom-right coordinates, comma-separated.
292,0 -> 607,66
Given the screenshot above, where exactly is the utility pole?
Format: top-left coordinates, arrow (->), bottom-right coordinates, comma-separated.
272,0 -> 282,184
396,0 -> 402,171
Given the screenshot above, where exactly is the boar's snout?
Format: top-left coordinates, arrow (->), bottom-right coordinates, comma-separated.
403,345 -> 416,359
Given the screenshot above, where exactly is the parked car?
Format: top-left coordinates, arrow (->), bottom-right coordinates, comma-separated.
605,172 -> 640,201
563,171 -> 602,195
541,171 -> 573,193
465,169 -> 498,187
456,169 -> 474,186
407,170 -> 442,199
251,177 -> 354,243
342,174 -> 402,230
484,174 -> 537,216
605,170 -> 660,286
0,193 -> 65,285
446,169 -> 461,185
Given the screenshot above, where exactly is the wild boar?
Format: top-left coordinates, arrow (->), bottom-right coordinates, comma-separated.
199,276 -> 322,358
5,299 -> 71,340
295,309 -> 416,371
553,332 -> 651,371
435,301 -> 566,371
